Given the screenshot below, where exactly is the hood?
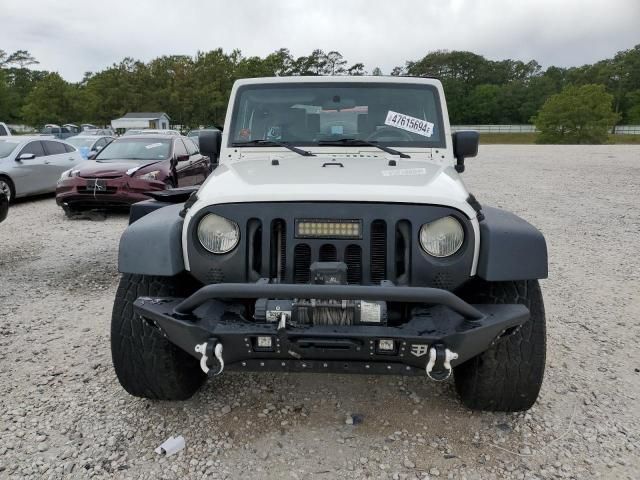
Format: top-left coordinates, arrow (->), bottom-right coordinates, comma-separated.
77,160 -> 162,178
193,155 -> 476,219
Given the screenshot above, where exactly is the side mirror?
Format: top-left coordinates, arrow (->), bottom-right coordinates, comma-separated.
176,154 -> 190,162
198,130 -> 222,161
452,131 -> 479,173
88,152 -> 98,160
16,153 -> 36,161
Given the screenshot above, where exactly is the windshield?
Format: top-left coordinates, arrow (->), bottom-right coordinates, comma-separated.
66,137 -> 96,148
95,138 -> 171,161
229,83 -> 445,149
0,140 -> 20,158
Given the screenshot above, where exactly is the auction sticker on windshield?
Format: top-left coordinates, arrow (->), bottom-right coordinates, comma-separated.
385,111 -> 434,137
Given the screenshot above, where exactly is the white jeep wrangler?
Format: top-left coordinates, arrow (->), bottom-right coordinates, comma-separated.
112,76 -> 547,411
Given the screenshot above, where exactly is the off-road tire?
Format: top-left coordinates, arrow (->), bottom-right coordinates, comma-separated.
454,279 -> 546,411
111,273 -> 206,400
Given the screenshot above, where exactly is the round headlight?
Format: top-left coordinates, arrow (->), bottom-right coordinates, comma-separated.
419,216 -> 464,257
197,214 -> 240,254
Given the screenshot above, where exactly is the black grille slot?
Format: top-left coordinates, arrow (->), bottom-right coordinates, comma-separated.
246,219 -> 262,282
293,244 -> 311,283
271,219 -> 286,280
395,220 -> 411,284
345,245 -> 362,284
370,220 -> 387,284
319,244 -> 337,261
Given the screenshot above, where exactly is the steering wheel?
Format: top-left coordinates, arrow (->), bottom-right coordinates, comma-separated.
366,126 -> 413,142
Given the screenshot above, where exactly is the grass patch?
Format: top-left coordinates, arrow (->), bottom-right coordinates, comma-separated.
479,132 -> 640,145
607,134 -> 640,144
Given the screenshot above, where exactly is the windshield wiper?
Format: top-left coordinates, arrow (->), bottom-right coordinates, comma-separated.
231,139 -> 315,157
317,138 -> 410,158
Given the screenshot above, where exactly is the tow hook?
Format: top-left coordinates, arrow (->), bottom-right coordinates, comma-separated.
194,340 -> 224,377
425,344 -> 458,381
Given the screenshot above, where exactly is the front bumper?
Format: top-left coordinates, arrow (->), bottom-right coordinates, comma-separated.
134,282 -> 529,377
56,176 -> 165,210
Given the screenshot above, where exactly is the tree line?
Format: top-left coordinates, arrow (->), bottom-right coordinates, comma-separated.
1,45 -> 639,131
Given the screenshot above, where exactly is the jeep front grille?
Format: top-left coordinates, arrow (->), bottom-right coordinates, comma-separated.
251,218 -> 397,285
192,203 -> 474,291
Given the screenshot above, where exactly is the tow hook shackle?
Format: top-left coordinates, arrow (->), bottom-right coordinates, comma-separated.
426,344 -> 458,381
194,339 -> 224,377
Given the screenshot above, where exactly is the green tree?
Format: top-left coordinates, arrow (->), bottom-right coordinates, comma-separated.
21,72 -> 80,126
371,67 -> 383,76
0,70 -> 10,117
347,63 -> 366,76
324,51 -> 347,75
0,49 -> 38,68
533,84 -> 619,144
467,84 -> 502,124
626,90 -> 640,123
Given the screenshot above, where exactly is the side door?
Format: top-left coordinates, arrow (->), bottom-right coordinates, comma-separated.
184,137 -> 209,184
172,139 -> 194,186
13,141 -> 49,194
42,140 -> 80,190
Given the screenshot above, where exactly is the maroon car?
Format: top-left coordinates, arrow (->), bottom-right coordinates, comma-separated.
56,134 -> 210,214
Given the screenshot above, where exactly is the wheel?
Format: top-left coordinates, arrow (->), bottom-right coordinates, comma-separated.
111,273 -> 206,400
454,279 -> 546,412
0,176 -> 15,202
61,204 -> 79,218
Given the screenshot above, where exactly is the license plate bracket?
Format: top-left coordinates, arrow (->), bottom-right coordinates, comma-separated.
86,179 -> 107,192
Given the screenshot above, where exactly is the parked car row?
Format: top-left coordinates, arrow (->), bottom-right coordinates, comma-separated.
39,125 -> 116,139
1,129 -> 219,221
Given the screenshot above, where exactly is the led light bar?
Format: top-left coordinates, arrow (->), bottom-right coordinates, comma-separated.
295,219 -> 362,239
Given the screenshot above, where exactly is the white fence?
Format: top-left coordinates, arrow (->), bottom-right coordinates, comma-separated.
612,125 -> 640,134
452,125 -> 537,133
451,125 -> 640,135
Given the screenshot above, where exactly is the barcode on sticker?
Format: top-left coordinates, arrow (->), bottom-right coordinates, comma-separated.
384,111 -> 434,137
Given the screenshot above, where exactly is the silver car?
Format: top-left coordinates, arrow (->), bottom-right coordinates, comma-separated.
0,136 -> 84,201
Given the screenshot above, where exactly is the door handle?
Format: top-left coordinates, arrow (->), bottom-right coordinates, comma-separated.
44,160 -> 51,164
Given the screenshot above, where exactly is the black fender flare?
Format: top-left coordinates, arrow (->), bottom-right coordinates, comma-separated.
118,204 -> 185,276
477,206 -> 548,281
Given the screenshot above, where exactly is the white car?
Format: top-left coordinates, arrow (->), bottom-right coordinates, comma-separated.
0,136 -> 84,201
112,76 -> 548,413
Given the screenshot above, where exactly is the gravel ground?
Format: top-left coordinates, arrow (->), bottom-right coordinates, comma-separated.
1,145 -> 638,480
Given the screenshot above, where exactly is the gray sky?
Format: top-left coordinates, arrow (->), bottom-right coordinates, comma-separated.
2,0 -> 638,82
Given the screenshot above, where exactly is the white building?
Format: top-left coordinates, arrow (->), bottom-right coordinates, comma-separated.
111,112 -> 171,131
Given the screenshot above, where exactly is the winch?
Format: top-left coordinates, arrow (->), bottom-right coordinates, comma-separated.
254,261 -> 387,326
